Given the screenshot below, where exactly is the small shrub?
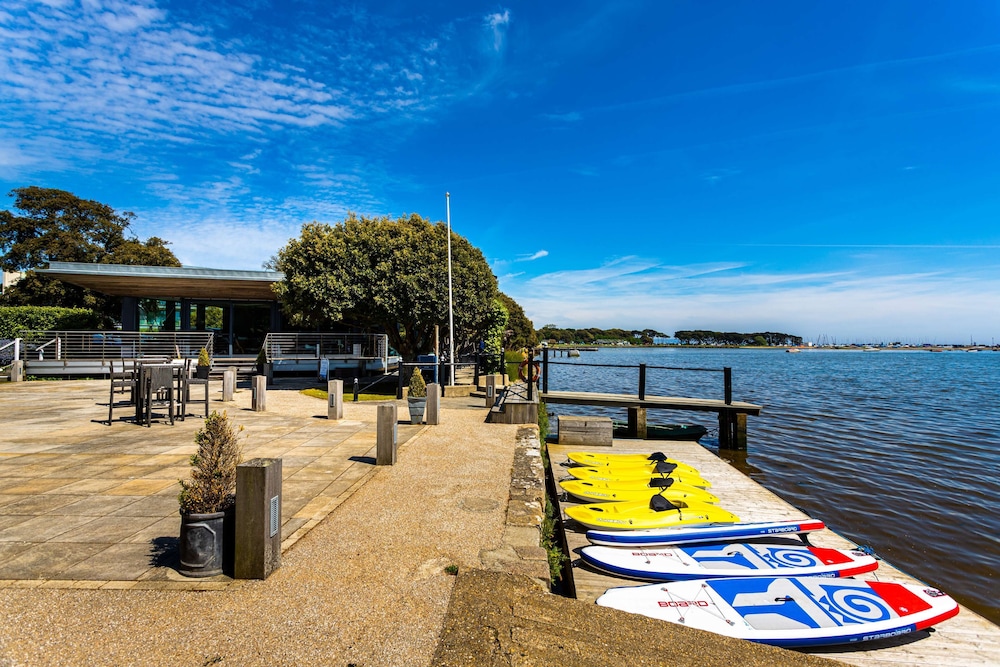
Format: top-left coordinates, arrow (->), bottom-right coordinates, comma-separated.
197,347 -> 211,367
444,564 -> 459,576
178,411 -> 244,515
408,367 -> 426,398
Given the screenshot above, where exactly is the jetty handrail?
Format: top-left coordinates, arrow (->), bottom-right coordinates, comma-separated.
539,346 -> 733,404
17,330 -> 214,361
0,338 -> 20,362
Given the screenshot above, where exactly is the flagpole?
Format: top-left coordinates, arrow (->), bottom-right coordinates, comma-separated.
446,192 -> 455,386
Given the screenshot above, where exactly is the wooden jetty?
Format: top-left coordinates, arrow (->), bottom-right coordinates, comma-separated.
542,390 -> 762,448
548,440 -> 1000,666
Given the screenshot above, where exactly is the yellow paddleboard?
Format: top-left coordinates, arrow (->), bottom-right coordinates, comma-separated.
566,453 -> 701,476
566,465 -> 713,488
567,451 -> 694,469
565,497 -> 738,531
559,478 -> 719,504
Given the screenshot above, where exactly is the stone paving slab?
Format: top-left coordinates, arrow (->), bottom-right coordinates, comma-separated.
0,377 -> 421,587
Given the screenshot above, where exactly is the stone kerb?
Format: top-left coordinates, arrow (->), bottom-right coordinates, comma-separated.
479,425 -> 549,585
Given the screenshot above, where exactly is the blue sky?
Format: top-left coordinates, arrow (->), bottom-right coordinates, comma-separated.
2,1 -> 1000,344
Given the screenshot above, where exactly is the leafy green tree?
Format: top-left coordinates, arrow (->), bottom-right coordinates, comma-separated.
481,298 -> 508,374
270,212 -> 499,360
0,187 -> 180,324
498,292 -> 536,349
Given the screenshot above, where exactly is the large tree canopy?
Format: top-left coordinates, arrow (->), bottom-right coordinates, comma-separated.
270,212 -> 500,360
498,292 -> 537,349
0,186 -> 180,324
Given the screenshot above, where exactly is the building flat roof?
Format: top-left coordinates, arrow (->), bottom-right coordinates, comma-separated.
38,262 -> 282,300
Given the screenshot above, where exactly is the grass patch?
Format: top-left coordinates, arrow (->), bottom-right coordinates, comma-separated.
300,388 -> 396,402
444,564 -> 459,576
541,495 -> 568,583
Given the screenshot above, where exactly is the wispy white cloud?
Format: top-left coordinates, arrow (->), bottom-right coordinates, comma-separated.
517,250 -> 549,262
485,9 -> 511,53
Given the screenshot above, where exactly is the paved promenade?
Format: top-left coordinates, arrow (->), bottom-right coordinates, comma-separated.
0,379 -> 840,665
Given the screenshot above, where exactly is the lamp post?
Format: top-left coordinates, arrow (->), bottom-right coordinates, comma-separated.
446,192 -> 455,386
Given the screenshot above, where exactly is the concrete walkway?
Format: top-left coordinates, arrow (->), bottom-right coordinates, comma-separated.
0,379 -> 842,666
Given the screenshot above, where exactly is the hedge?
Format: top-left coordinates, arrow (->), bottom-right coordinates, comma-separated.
0,306 -> 103,339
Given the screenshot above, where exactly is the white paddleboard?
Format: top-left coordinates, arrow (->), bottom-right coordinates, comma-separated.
596,576 -> 959,648
581,542 -> 879,581
586,519 -> 826,547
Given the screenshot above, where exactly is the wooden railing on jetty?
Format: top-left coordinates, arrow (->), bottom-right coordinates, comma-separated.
533,347 -> 762,449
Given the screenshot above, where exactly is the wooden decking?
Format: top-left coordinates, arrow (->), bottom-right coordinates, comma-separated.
548,440 -> 1000,666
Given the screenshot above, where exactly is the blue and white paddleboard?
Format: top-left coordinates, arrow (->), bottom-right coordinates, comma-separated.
596,576 -> 959,648
580,542 -> 879,581
586,519 -> 826,547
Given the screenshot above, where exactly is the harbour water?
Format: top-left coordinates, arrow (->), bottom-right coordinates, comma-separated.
542,347 -> 1000,625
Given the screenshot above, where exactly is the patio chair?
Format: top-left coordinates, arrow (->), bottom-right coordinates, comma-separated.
106,359 -> 136,425
178,358 -> 210,420
142,364 -> 176,426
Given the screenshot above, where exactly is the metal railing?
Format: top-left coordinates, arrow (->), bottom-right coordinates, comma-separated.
538,346 -> 733,404
262,332 -> 393,364
0,338 -> 19,369
17,331 -> 214,361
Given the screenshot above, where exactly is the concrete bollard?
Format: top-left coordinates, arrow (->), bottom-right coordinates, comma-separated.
235,458 -> 282,579
327,379 -> 343,420
485,374 -> 497,407
376,403 -> 397,465
10,360 -> 24,382
252,375 -> 267,411
426,382 -> 440,425
222,368 -> 236,402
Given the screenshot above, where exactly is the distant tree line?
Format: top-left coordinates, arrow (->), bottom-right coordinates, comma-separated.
673,330 -> 802,346
536,325 -> 669,346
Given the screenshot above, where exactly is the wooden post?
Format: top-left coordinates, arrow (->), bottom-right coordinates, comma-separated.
235,458 -> 282,579
376,403 -> 397,465
426,382 -> 441,425
485,374 -> 497,407
252,375 -> 266,411
627,407 -> 647,439
718,410 -> 747,450
9,360 -> 24,382
222,368 -> 236,402
327,379 -> 343,419
638,363 -> 647,400
724,367 -> 733,405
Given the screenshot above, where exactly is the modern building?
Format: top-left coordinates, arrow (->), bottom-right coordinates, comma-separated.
38,261 -> 283,356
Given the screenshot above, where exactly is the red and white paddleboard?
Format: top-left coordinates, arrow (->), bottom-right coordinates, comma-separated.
580,542 -> 879,581
597,576 -> 959,648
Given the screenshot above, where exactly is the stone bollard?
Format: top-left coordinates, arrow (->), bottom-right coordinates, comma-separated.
235,458 -> 282,579
252,375 -> 267,412
485,374 -> 498,408
222,368 -> 236,402
10,360 -> 24,382
426,382 -> 440,425
376,403 -> 397,465
327,379 -> 343,420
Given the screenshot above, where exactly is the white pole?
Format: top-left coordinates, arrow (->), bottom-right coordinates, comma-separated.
446,192 -> 455,386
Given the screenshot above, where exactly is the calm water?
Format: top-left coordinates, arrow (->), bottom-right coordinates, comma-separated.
543,347 -> 1000,625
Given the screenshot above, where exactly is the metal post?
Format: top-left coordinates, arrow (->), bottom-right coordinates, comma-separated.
638,363 -> 646,400
527,348 -> 534,402
353,377 -> 359,402
446,192 -> 455,386
724,367 -> 732,405
542,346 -> 549,393
397,364 -> 404,400
13,338 -> 20,362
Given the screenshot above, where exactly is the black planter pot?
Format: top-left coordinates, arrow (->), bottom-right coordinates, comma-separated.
407,397 -> 426,424
179,510 -> 232,577
195,365 -> 210,380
